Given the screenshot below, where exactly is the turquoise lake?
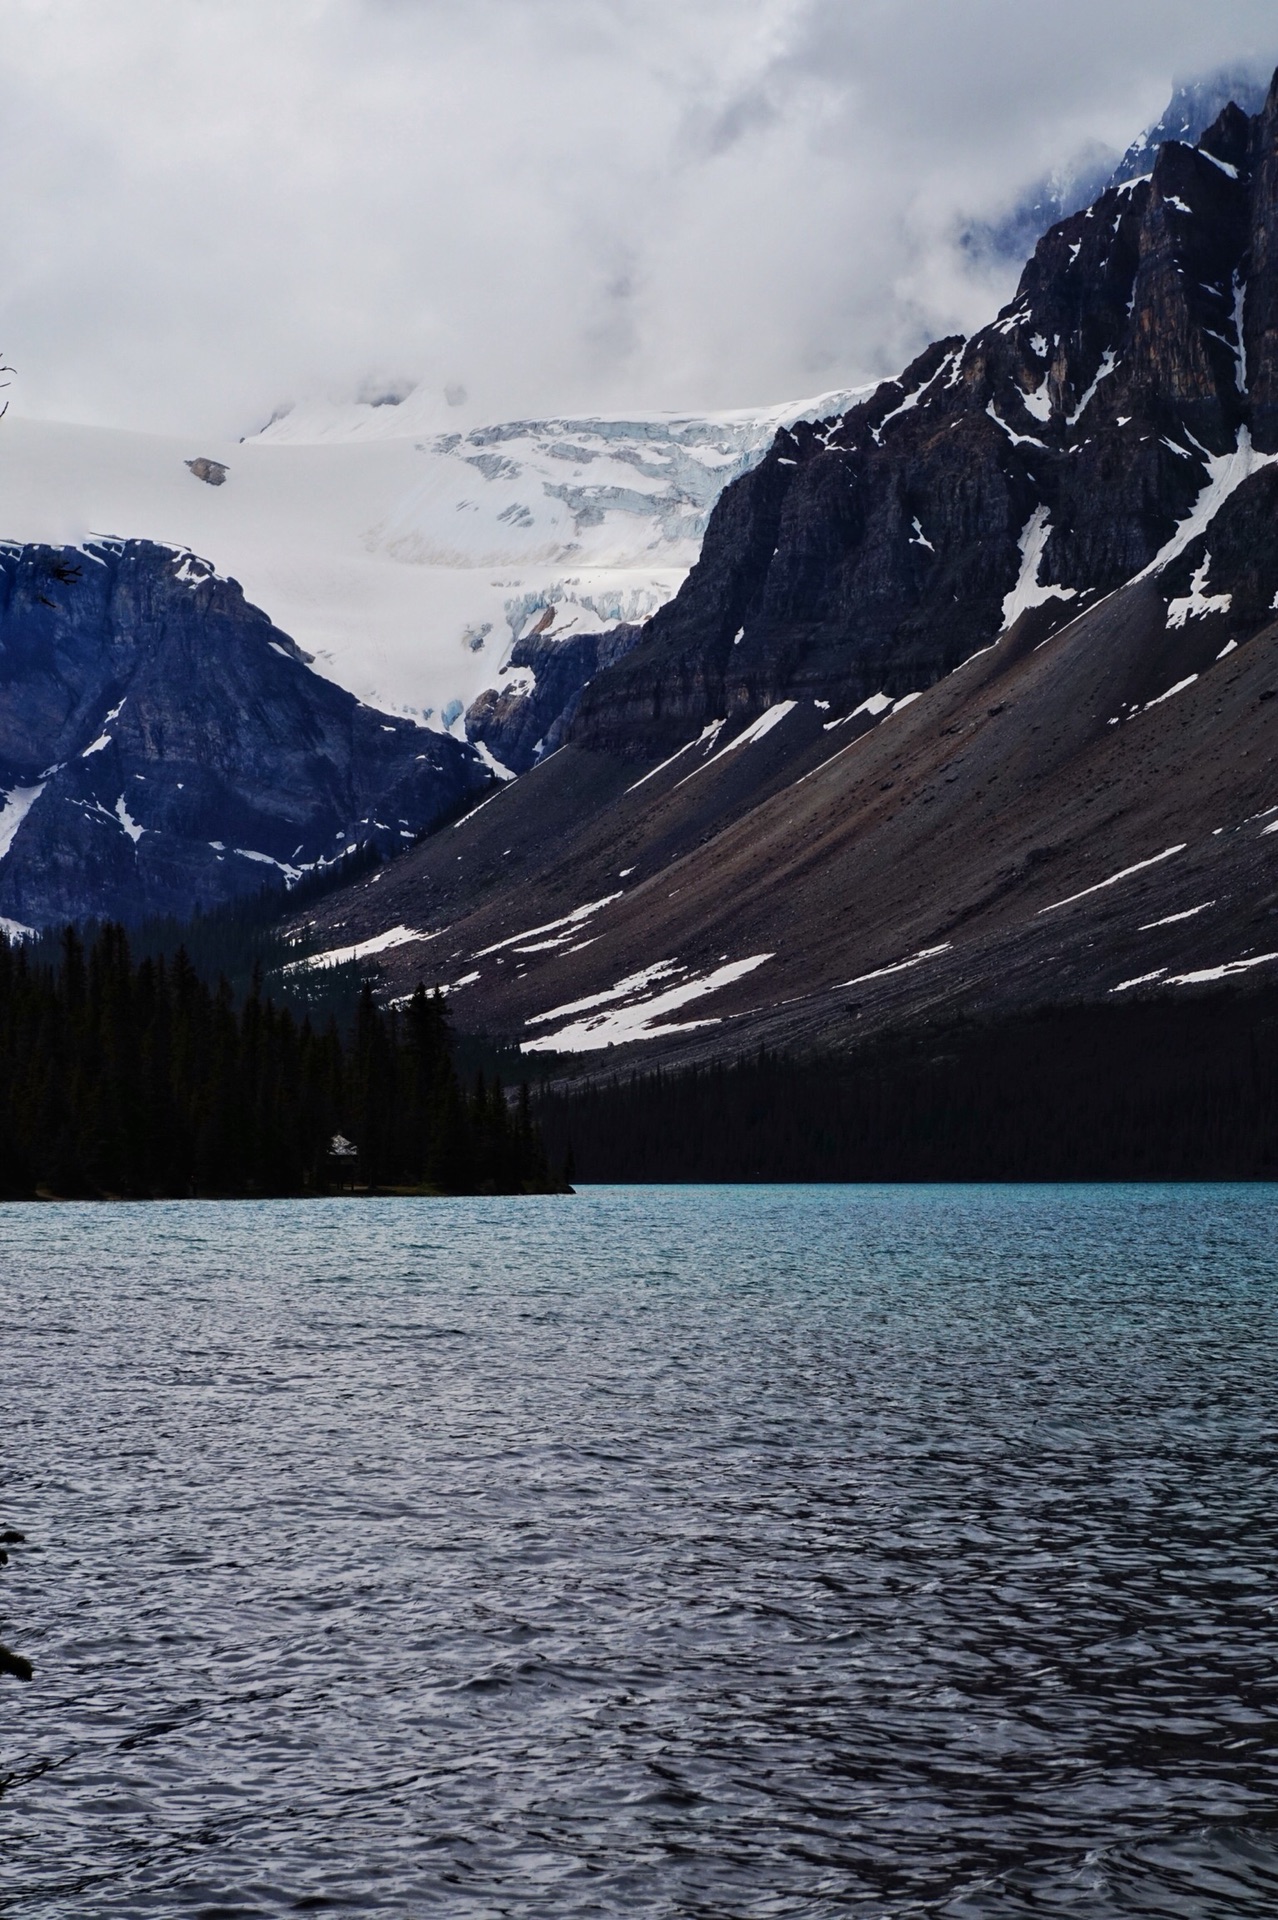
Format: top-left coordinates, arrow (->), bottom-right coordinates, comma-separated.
3,1185 -> 1277,1916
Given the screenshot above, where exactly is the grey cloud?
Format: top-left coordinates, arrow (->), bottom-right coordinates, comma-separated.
1,0 -> 1276,436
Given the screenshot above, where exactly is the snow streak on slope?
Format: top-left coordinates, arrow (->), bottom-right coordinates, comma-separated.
0,386 -> 865,735
521,954 -> 773,1053
1138,429 -> 1278,582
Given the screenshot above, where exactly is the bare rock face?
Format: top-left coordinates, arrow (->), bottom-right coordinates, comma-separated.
569,83 -> 1278,758
0,541 -> 490,929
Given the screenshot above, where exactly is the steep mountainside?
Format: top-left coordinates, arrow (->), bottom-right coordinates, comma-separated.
570,90 -> 1278,757
283,73 -> 1278,1066
0,541 -> 487,931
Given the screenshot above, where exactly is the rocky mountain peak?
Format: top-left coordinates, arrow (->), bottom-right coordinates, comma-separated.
559,70 -> 1278,759
0,539 -> 490,929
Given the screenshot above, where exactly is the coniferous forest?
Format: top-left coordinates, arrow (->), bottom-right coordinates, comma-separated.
8,907 -> 1278,1197
0,924 -> 559,1199
536,990 -> 1278,1184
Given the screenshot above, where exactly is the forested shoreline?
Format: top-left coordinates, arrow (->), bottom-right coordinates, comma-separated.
7,913 -> 1278,1196
0,925 -> 560,1199
536,990 -> 1278,1184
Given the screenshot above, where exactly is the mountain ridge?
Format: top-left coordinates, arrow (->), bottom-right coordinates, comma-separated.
274,69 -> 1278,1068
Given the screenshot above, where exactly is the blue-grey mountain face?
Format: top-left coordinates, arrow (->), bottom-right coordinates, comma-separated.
1111,67 -> 1274,184
0,541 -> 490,930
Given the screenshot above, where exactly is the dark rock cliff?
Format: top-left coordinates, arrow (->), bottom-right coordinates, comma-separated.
0,540 -> 489,929
569,78 -> 1278,758
464,622 -> 644,774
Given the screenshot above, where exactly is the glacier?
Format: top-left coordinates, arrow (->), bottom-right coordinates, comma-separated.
0,383 -> 866,740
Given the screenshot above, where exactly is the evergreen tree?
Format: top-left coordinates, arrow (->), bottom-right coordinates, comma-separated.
0,924 -> 558,1199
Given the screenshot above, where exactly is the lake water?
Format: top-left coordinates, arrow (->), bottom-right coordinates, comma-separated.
2,1185 -> 1277,1917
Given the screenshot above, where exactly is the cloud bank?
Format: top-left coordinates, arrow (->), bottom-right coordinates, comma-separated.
2,0 -> 1276,434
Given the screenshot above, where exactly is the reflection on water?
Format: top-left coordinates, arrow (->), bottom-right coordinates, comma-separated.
2,1185 -> 1277,1917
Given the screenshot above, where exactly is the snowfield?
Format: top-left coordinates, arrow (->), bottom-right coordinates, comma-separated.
0,383 -> 865,735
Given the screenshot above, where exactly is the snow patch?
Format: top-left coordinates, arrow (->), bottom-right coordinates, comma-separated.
234,847 -> 307,881
522,953 -> 773,1053
872,360 -> 951,443
0,783 -> 46,862
674,701 -> 798,787
81,733 -> 112,757
1002,507 -> 1078,631
442,970 -> 480,993
1144,674 -> 1199,709
1231,271 -> 1248,393
524,959 -> 682,1027
1021,375 -> 1053,423
1138,427 -> 1278,581
625,721 -> 723,794
1040,844 -> 1187,915
449,792 -> 501,832
1112,969 -> 1169,993
1165,952 -> 1278,987
841,944 -> 952,988
1067,349 -> 1117,426
284,924 -> 431,973
475,892 -> 623,958
986,403 -> 1047,450
473,739 -> 516,782
114,793 -> 144,843
1139,901 -> 1215,930
1166,554 -> 1231,628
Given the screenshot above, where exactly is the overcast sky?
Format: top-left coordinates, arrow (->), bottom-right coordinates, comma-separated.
3,0 -> 1277,436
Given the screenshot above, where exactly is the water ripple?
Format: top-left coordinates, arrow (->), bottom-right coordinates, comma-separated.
2,1185 -> 1277,1916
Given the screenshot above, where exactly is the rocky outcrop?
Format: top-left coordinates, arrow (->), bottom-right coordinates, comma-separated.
186,457 -> 228,486
0,541 -> 490,928
0,1525 -> 29,1683
570,80 -> 1278,758
965,66 -> 1271,278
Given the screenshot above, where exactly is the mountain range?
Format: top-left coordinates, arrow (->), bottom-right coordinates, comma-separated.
275,69 -> 1278,1068
7,65 -> 1278,1078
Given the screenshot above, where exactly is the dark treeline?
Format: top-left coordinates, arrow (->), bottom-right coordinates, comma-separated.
24,843 -> 386,1028
0,924 -> 559,1199
536,990 -> 1278,1182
